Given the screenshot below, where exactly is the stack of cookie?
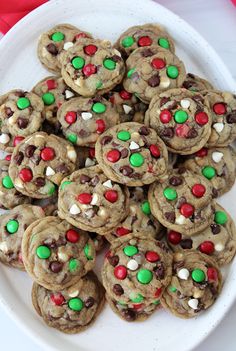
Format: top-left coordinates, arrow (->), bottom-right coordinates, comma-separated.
0,22 -> 235,331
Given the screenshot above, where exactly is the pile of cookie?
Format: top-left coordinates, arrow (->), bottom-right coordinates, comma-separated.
0,23 -> 236,332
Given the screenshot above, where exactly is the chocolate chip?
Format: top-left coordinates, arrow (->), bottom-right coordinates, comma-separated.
177,167 -> 186,174
120,148 -> 128,158
113,284 -> 124,296
112,55 -> 122,62
139,126 -> 150,135
101,136 -> 112,145
78,129 -> 89,137
192,95 -> 204,104
52,106 -> 58,117
25,145 -> 36,158
186,128 -> 198,139
160,97 -> 170,106
147,74 -> 160,87
14,91 -> 25,97
209,284 -> 218,296
85,297 -> 95,308
34,177 -> 46,187
46,43 -> 58,56
161,127 -> 174,138
32,154 -> 41,165
187,73 -> 195,79
90,175 -> 99,186
193,281 -> 208,289
121,309 -> 136,321
157,241 -> 170,253
154,262 -> 165,279
107,255 -> 119,266
14,152 -> 24,165
173,261 -> 184,272
176,196 -> 186,209
210,223 -> 221,235
180,239 -> 193,249
90,96 -> 103,103
141,48 -> 154,57
183,81 -> 195,90
212,188 -> 218,198
5,107 -> 13,117
131,215 -> 138,225
166,100 -> 178,110
80,174 -> 91,184
226,111 -> 236,123
50,261 -> 63,273
164,211 -> 175,223
120,165 -> 133,176
169,176 -> 183,186
55,164 -> 69,174
129,172 -> 142,179
17,117 -> 29,129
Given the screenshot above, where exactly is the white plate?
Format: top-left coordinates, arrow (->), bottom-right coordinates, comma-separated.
0,0 -> 236,350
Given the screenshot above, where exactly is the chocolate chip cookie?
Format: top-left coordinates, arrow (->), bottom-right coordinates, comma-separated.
95,122 -> 168,186
148,169 -> 214,235
32,271 -> 105,333
60,38 -> 125,96
22,216 -> 96,290
182,73 -> 214,92
9,132 -> 76,198
0,89 -> 44,152
145,88 -> 212,155
57,96 -> 119,146
161,251 -> 222,318
123,46 -> 186,103
58,165 -> 129,234
0,204 -> 45,270
114,23 -> 175,59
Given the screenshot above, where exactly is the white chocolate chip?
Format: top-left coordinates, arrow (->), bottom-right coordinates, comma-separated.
131,132 -> 140,140
63,41 -> 74,50
123,104 -> 132,114
114,49 -> 121,57
193,290 -> 204,299
180,99 -> 190,109
8,116 -> 15,125
129,141 -> 139,150
188,298 -> 199,310
215,243 -> 224,252
0,242 -> 8,253
213,122 -> 224,133
58,249 -> 69,262
127,259 -> 139,271
91,193 -> 99,205
67,147 -> 77,162
97,207 -> 108,218
14,178 -> 24,189
65,90 -> 75,99
42,47 -> 48,57
0,133 -> 10,144
85,158 -> 96,167
81,112 -> 93,120
69,204 -> 81,215
68,289 -> 79,298
159,77 -> 170,88
84,209 -> 94,218
175,215 -> 186,225
177,268 -> 190,280
75,78 -> 82,87
46,166 -> 55,176
102,180 -> 112,188
212,151 -> 223,163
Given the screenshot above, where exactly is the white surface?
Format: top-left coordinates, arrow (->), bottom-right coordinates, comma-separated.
0,0 -> 236,350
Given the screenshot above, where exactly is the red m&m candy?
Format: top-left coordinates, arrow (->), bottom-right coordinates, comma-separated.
13,136 -> 24,146
199,241 -> 214,255
116,227 -> 131,237
160,109 -> 172,123
114,265 -> 127,279
41,147 -> 55,161
195,147 -> 208,157
5,154 -> 11,161
138,36 -> 152,46
119,90 -> 132,100
66,229 -> 80,243
19,168 -> 33,182
191,184 -> 206,198
75,32 -> 89,40
149,144 -> 160,158
207,267 -> 218,281
145,251 -> 160,262
65,111 -> 77,124
180,203 -> 194,218
96,119 -> 106,134
46,79 -> 57,90
50,293 -> 65,306
106,149 -> 121,163
213,103 -> 226,115
104,190 -> 118,203
77,193 -> 92,204
84,44 -> 97,56
167,230 -> 182,245
195,111 -> 209,125
154,288 -> 162,298
151,58 -> 166,69
82,63 -> 97,77
89,147 -> 95,158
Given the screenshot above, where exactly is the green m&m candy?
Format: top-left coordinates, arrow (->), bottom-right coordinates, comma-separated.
42,92 -> 55,106
96,80 -> 103,89
6,219 -> 19,234
69,258 -> 79,272
163,187 -> 177,201
158,37 -> 170,49
174,110 -> 188,124
127,68 -> 136,78
92,102 -> 106,114
122,36 -> 134,48
214,211 -> 227,225
137,269 -> 153,284
191,268 -> 205,283
153,299 -> 160,305
68,297 -> 84,311
129,153 -> 144,167
117,130 -> 131,141
103,58 -> 116,70
169,286 -> 177,292
36,245 -> 51,259
202,166 -> 216,180
48,183 -> 56,195
167,65 -> 179,79
51,31 -> 65,42
71,56 -> 85,69
84,243 -> 93,260
61,181 -> 72,190
123,245 -> 138,257
2,176 -> 14,189
17,97 -> 30,110
130,293 -> 144,303
141,201 -> 151,215
67,133 -> 77,144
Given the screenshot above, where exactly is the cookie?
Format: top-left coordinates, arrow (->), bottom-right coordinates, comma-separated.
102,233 -> 173,304
58,165 -> 129,234
106,293 -> 161,322
205,90 -> 236,147
37,24 -> 92,73
0,157 -> 30,209
123,46 -> 186,103
32,271 -> 105,333
9,132 -> 76,198
105,186 -> 163,243
148,169 -> 214,235
104,85 -> 148,123
0,89 -> 44,152
182,73 -> 214,92
166,203 -> 236,266
161,251 -> 222,318
181,146 -> 236,197
32,76 -> 77,126
57,96 -> 120,146
114,23 -> 175,59
144,88 -> 212,155
60,38 -> 125,97
75,146 -> 97,168
95,122 -> 168,186
22,216 -> 96,290
0,205 -> 45,270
